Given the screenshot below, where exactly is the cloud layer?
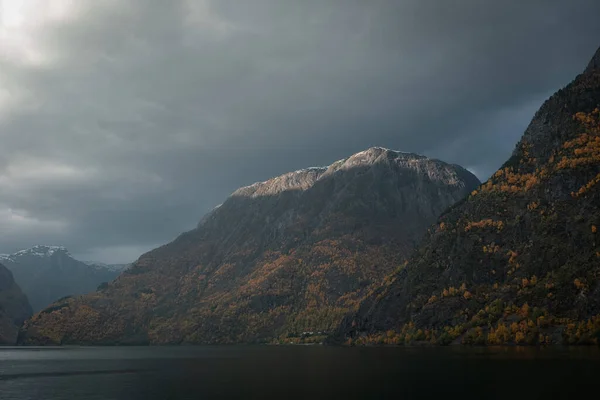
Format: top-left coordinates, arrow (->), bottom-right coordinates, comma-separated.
1,0 -> 599,262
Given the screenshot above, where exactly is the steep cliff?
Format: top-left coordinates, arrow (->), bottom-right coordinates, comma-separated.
0,264 -> 32,344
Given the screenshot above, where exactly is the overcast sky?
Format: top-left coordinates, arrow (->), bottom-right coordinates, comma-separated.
1,0 -> 599,263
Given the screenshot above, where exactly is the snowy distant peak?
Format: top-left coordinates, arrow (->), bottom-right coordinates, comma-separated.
0,246 -> 129,274
21,245 -> 68,253
16,245 -> 69,256
1,245 -> 70,261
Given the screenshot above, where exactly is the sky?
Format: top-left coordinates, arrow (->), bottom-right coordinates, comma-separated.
1,0 -> 599,263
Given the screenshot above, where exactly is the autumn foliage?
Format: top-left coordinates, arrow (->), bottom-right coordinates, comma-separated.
342,78 -> 600,347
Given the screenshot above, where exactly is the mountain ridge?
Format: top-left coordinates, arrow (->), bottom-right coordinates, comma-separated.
0,245 -> 70,263
18,147 -> 479,345
230,147 -> 472,198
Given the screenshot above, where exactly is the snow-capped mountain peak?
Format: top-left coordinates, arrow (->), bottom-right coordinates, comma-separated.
0,245 -> 70,262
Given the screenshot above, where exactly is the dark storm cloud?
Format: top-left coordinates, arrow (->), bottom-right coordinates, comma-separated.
1,0 -> 599,262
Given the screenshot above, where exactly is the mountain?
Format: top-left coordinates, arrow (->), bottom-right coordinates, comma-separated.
0,264 -> 32,344
0,246 -> 122,312
18,147 -> 479,345
335,46 -> 600,346
83,262 -> 131,273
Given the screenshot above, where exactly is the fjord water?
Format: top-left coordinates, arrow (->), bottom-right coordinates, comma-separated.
0,346 -> 598,399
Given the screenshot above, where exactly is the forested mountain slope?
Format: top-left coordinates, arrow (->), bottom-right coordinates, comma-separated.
19,148 -> 478,345
335,46 -> 600,346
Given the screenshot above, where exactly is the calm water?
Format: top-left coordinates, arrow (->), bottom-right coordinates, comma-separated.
0,346 -> 599,399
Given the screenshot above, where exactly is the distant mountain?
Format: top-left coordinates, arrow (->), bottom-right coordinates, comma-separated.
0,246 -> 122,312
0,264 -> 32,344
19,147 -> 479,345
83,261 -> 131,273
335,46 -> 600,346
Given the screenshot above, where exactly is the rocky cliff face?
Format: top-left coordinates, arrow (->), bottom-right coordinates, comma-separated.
1,246 -> 122,312
19,147 -> 478,345
0,264 -> 32,344
335,46 -> 600,346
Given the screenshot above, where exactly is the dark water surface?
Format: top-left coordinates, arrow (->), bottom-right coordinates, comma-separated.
1,345 -> 599,399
